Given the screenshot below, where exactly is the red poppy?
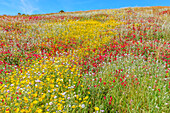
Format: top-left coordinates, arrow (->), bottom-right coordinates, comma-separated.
104,96 -> 106,100
110,96 -> 112,101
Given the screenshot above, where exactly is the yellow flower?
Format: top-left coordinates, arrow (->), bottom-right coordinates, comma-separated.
15,108 -> 20,112
42,94 -> 46,99
32,93 -> 38,97
94,107 -> 99,111
41,105 -> 44,107
24,97 -> 28,103
62,101 -> 65,104
5,111 -> 10,113
35,108 -> 43,113
50,84 -> 54,88
84,96 -> 89,100
15,103 -> 19,106
73,81 -> 76,84
20,109 -> 25,112
72,105 -> 76,108
33,100 -> 38,104
38,98 -> 43,101
46,78 -> 50,81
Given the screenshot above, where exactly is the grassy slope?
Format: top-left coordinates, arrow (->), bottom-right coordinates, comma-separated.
0,6 -> 170,113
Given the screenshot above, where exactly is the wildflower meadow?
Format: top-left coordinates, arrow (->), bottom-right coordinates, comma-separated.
0,6 -> 170,113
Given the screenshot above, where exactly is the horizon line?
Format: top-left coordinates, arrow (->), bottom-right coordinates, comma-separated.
0,6 -> 169,16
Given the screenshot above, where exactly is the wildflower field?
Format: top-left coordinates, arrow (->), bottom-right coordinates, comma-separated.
0,6 -> 170,113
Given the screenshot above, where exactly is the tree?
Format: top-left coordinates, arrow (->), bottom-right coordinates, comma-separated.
59,10 -> 64,13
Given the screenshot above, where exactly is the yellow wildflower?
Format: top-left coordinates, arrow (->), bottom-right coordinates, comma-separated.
94,107 -> 99,111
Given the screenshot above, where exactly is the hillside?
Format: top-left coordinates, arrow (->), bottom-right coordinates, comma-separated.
0,6 -> 170,113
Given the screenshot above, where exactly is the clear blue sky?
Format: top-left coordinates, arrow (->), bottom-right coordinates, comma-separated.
0,0 -> 169,15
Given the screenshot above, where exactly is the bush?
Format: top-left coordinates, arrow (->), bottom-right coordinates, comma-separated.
59,10 -> 64,13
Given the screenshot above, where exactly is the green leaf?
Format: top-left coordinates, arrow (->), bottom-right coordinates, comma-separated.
58,47 -> 63,50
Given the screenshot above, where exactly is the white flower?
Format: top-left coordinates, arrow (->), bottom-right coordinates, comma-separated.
62,92 -> 66,95
81,104 -> 85,108
54,96 -> 57,99
100,110 -> 104,112
155,105 -> 159,109
49,102 -> 53,105
35,80 -> 41,82
165,103 -> 168,105
67,97 -> 70,99
51,87 -> 54,91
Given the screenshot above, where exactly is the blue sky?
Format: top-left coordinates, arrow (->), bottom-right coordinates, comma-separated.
0,0 -> 169,15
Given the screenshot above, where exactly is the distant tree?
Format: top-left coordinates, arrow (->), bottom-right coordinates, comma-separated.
59,10 -> 64,13
18,13 -> 21,15
22,14 -> 26,16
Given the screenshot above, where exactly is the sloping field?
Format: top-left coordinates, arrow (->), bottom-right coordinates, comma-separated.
0,6 -> 170,113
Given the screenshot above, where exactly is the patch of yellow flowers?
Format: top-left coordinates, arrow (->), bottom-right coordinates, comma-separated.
0,55 -> 85,112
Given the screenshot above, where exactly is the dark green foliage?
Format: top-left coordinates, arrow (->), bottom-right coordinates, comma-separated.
59,10 -> 65,13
